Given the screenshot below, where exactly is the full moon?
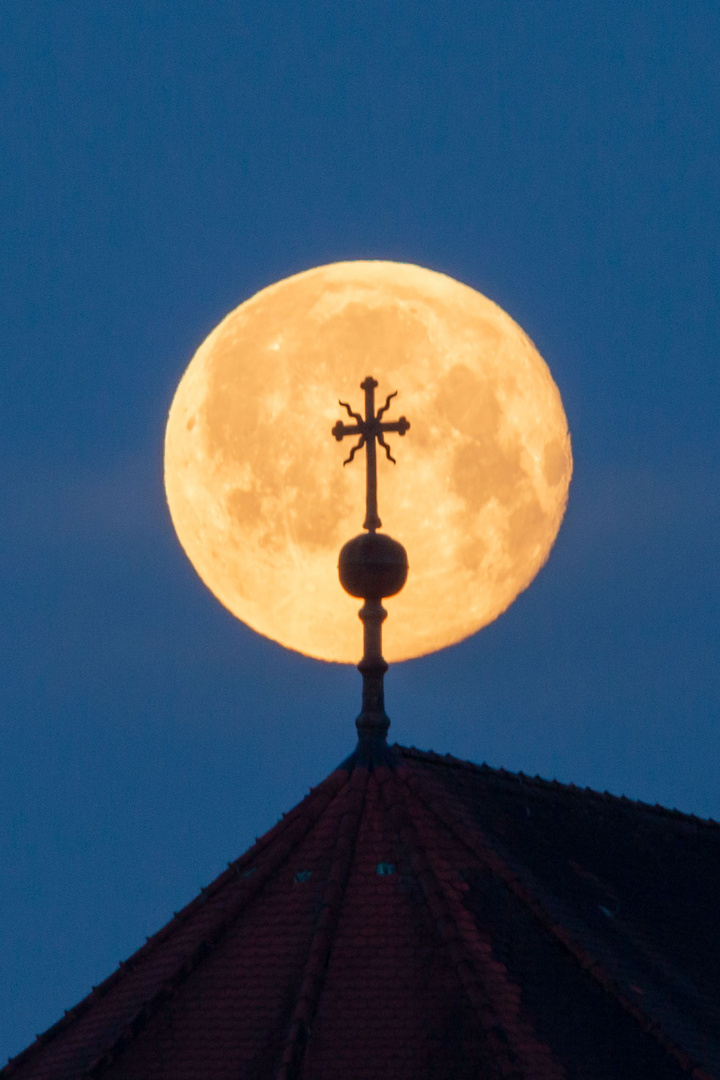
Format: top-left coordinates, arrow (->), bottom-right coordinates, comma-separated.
165,261 -> 572,663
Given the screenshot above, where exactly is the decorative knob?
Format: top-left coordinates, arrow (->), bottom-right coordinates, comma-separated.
338,532 -> 408,600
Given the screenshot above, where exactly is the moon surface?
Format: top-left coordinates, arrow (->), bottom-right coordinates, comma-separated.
165,261 -> 572,663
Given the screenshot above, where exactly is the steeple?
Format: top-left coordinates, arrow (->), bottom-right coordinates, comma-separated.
332,377 -> 410,758
5,383 -> 720,1080
6,753 -> 718,1080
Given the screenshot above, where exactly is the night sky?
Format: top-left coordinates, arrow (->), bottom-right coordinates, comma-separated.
2,1 -> 719,1063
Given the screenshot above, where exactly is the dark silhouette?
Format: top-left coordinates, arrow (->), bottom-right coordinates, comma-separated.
332,377 -> 410,758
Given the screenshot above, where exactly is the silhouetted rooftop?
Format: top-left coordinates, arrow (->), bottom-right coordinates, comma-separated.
4,744 -> 719,1079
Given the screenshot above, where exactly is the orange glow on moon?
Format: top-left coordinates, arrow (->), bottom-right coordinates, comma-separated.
164,261 -> 572,663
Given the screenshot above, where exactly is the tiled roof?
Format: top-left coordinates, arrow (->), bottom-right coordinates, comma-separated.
4,742 -> 719,1080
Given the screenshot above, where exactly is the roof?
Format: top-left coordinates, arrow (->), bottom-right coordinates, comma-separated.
4,741 -> 720,1080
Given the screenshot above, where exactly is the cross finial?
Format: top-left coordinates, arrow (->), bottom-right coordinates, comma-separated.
332,378 -> 410,756
332,376 -> 410,532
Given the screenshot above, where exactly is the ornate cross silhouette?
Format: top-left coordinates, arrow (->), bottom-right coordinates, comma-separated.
332,376 -> 410,532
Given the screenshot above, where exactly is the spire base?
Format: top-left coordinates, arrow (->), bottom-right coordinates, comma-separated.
353,605 -> 391,758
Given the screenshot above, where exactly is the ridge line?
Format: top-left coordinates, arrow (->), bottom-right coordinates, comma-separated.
275,764 -> 370,1080
377,765 -> 565,1080
80,768 -> 353,1079
398,761 -> 714,1080
2,768 -> 351,1080
397,746 -> 719,829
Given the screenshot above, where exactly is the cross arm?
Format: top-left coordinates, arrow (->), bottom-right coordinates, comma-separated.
377,416 -> 410,436
332,398 -> 367,443
332,419 -> 362,441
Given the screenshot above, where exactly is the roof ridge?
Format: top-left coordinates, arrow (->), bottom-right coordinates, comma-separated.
275,764 -> 370,1080
397,745 -> 720,829
378,765 -> 565,1080
398,761 -> 715,1080
2,767 -> 351,1079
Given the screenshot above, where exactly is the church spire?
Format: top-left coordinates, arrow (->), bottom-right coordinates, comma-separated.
332,377 -> 410,753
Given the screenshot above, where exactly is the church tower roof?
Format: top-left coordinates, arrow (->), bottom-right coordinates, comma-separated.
9,376 -> 718,1079
4,744 -> 719,1080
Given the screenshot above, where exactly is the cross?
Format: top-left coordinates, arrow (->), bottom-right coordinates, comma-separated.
332,376 -> 410,532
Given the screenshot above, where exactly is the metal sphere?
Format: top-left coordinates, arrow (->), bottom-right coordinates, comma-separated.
338,532 -> 409,600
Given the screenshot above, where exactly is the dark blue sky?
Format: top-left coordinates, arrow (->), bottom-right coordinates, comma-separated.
2,1 -> 719,1063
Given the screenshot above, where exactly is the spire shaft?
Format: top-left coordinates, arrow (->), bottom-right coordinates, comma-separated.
356,599 -> 389,739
